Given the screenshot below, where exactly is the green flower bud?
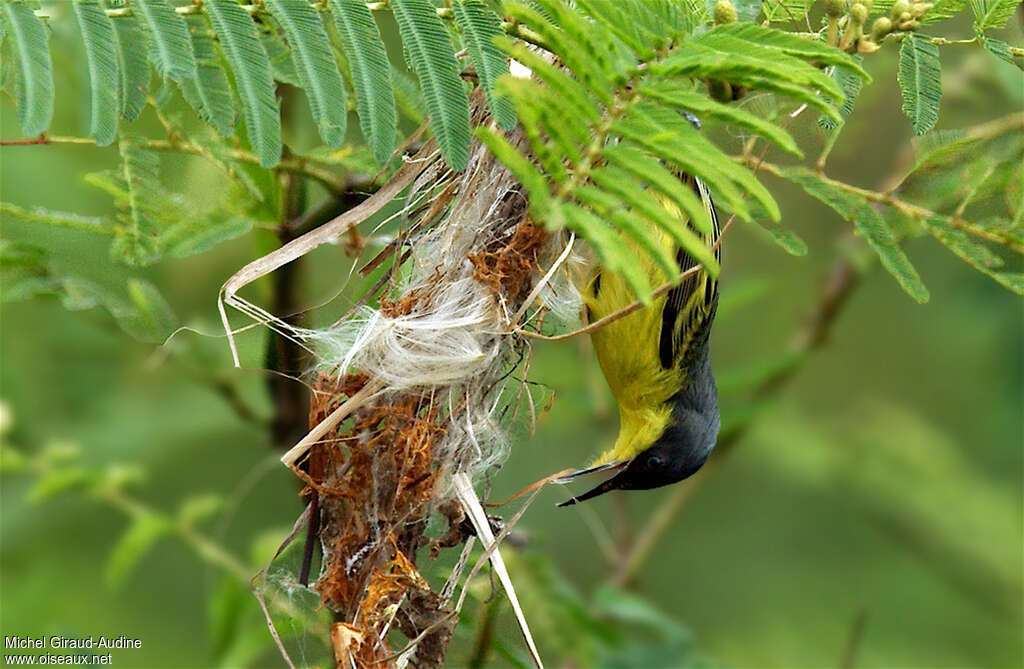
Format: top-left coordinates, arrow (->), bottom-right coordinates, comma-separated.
713,0 -> 739,24
850,2 -> 868,23
825,0 -> 848,18
871,16 -> 892,37
910,2 -> 933,17
858,38 -> 881,53
890,0 -> 910,19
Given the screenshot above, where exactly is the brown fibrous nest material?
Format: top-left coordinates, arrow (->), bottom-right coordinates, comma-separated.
292,99 -> 577,668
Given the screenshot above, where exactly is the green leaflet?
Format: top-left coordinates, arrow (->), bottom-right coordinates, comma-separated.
505,2 -> 615,104
530,0 -> 628,96
106,509 -> 172,587
923,217 -> 1023,294
497,76 -> 589,150
118,278 -> 178,342
694,33 -> 845,101
574,0 -> 659,58
261,30 -> 301,86
180,17 -> 236,138
638,80 -> 802,156
589,166 -> 720,275
574,183 -> 682,281
131,0 -> 196,81
898,34 -> 942,136
970,0 -> 1020,30
391,64 -> 425,125
0,201 -> 109,234
919,0 -> 968,23
108,7 -> 149,122
328,0 -> 396,164
204,0 -> 281,168
975,28 -> 1024,70
73,0 -> 121,146
453,0 -> 515,130
493,37 -> 601,122
561,202 -> 653,302
392,0 -> 471,170
783,167 -> 930,302
618,104 -> 780,222
112,139 -> 163,266
0,1 -> 54,136
265,0 -> 347,148
705,24 -> 871,82
753,220 -> 809,256
657,42 -> 843,122
761,0 -> 815,23
819,60 -> 865,131
601,144 -> 713,236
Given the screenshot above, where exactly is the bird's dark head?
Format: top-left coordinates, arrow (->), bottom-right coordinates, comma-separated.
557,400 -> 720,506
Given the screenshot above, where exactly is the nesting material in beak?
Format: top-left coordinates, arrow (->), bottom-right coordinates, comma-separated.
556,461 -> 629,507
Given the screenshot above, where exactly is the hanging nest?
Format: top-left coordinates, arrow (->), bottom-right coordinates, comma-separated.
227,93 -> 583,668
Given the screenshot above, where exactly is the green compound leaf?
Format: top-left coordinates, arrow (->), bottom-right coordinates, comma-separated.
328,0 -> 396,164
73,0 -> 121,146
453,0 -> 516,130
115,278 -> 178,342
265,0 -> 347,148
970,0 -> 1021,30
108,7 -> 150,122
180,16 -> 237,137
754,221 -> 809,256
638,80 -> 802,156
975,28 -> 1024,70
783,167 -> 930,302
761,0 -> 816,22
706,23 -> 871,82
0,1 -> 54,136
392,0 -> 471,170
112,139 -> 163,266
131,0 -> 197,81
205,0 -> 282,167
924,217 -> 1023,294
106,510 -> 172,587
898,33 -> 942,135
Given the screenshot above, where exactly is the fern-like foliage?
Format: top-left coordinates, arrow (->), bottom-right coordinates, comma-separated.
0,0 -> 520,171
180,16 -> 237,137
898,33 -> 942,135
265,0 -> 347,148
109,6 -> 150,122
328,0 -> 396,164
73,0 -> 121,147
204,0 -> 282,168
452,0 -> 515,130
392,0 -> 472,170
478,0 -> 866,300
131,0 -> 197,80
1,0 -> 54,137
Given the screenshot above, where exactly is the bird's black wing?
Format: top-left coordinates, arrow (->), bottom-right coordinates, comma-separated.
658,177 -> 721,370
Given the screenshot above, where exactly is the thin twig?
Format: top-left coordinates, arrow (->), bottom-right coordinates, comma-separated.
0,134 -> 352,195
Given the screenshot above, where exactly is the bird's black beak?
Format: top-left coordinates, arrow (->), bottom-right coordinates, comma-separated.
553,461 -> 624,483
556,465 -> 630,507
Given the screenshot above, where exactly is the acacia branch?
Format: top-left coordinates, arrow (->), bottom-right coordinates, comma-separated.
0,134 -> 350,195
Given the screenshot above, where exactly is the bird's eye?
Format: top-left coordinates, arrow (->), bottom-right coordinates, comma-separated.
646,455 -> 665,470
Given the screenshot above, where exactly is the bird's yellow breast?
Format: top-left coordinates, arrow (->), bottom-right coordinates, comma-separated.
587,227 -> 682,466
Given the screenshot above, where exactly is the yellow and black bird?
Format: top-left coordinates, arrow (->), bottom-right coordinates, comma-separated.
558,177 -> 722,506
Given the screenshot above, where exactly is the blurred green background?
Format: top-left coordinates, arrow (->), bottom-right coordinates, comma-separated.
1,6 -> 1022,669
